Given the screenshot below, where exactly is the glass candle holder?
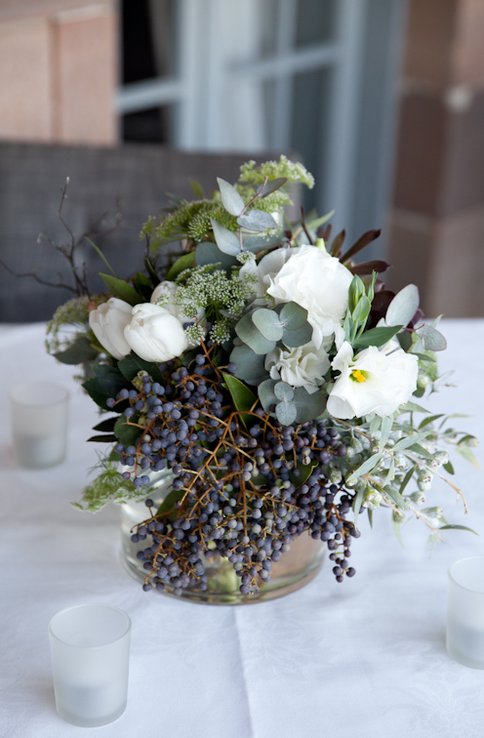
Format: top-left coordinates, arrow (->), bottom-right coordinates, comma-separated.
447,556 -> 484,669
9,381 -> 68,468
49,604 -> 131,727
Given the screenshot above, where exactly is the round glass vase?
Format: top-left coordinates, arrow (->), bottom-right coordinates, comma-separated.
120,472 -> 324,605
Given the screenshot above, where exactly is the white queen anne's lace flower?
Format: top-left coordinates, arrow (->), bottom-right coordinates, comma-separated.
266,244 -> 353,347
327,340 -> 418,419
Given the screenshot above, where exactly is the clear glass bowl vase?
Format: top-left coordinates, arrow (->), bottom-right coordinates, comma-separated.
120,472 -> 324,605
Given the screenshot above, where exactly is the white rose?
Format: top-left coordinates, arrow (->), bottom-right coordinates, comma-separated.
266,341 -> 330,394
124,303 -> 189,362
88,297 -> 132,359
266,244 -> 353,347
327,340 -> 419,419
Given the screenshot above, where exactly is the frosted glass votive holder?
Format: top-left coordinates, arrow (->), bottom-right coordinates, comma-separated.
9,381 -> 68,468
447,556 -> 484,669
49,604 -> 131,727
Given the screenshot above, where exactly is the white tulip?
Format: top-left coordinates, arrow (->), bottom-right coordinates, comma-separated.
265,341 -> 330,394
88,297 -> 132,359
266,244 -> 353,347
327,341 -> 419,419
124,303 -> 189,362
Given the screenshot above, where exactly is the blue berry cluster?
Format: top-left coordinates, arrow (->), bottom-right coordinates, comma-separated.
108,349 -> 359,596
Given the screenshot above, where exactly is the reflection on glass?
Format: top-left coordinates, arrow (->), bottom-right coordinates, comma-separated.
122,105 -> 178,144
295,0 -> 336,47
122,0 -> 177,84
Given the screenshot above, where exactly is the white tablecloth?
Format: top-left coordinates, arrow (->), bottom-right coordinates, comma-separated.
1,321 -> 484,738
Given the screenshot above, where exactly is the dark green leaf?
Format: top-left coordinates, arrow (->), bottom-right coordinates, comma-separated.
87,434 -> 117,443
92,416 -> 118,432
117,352 -> 162,382
418,413 -> 445,429
290,462 -> 317,487
100,273 -> 141,305
222,373 -> 257,425
397,331 -> 413,352
156,488 -> 185,519
353,325 -> 402,349
114,417 -> 143,445
399,464 -> 416,495
166,251 -> 196,280
53,335 -> 98,365
132,272 -> 153,300
439,524 -> 478,535
443,460 -> 455,475
195,241 -> 238,268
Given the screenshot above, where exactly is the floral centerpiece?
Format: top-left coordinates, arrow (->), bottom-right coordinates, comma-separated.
46,156 -> 477,601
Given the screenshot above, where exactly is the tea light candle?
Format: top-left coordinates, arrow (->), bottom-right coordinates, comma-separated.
9,382 -> 69,468
447,556 -> 484,668
49,604 -> 131,727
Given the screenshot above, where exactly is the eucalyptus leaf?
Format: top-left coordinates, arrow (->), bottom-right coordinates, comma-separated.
217,177 -> 245,216
258,378 -> 278,412
235,313 -> 275,355
195,241 -> 237,269
211,219 -> 241,255
258,177 -> 287,198
386,284 -> 419,327
230,345 -> 267,385
238,209 -> 276,232
279,302 -> 313,348
252,309 -> 283,342
293,387 -> 326,423
418,324 -> 447,351
275,400 -> 297,426
274,382 -> 294,401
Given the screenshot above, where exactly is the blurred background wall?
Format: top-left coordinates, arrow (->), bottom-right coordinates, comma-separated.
0,0 -> 482,317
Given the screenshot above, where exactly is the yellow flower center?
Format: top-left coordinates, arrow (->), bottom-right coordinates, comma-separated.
350,368 -> 368,383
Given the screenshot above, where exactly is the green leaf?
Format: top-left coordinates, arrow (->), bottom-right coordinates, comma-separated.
87,434 -> 117,443
99,273 -> 141,305
217,177 -> 245,216
82,364 -> 128,410
235,313 -> 275,355
439,524 -> 478,535
238,209 -> 276,232
222,373 -> 256,425
418,324 -> 447,351
443,460 -> 455,475
117,353 -> 162,382
189,179 -> 205,198
353,325 -> 403,349
114,417 -> 143,445
166,251 -> 196,280
456,445 -> 480,468
346,452 -> 383,485
397,330 -> 413,352
386,284 -> 419,327
84,237 -> 116,275
92,416 -> 118,432
353,488 -> 365,517
418,413 -> 445,429
367,508 -> 374,528
348,275 -> 365,313
400,401 -> 430,414
407,443 -> 434,461
132,272 -> 153,301
290,462 -> 317,487
211,219 -> 240,255
352,295 -> 371,325
399,464 -> 417,495
385,486 -> 407,508
53,335 -> 98,365
252,309 -> 283,342
393,433 -> 428,452
75,467 -> 137,512
156,488 -> 185,519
